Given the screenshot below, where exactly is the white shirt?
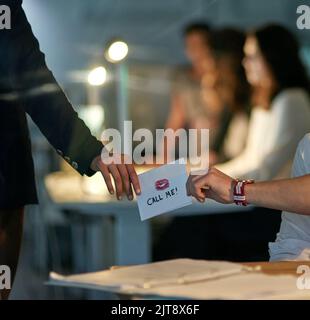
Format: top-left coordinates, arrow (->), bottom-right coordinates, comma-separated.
222,112 -> 249,160
269,133 -> 310,261
216,88 -> 310,181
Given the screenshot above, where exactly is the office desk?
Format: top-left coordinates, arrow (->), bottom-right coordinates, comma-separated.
244,261 -> 310,276
44,171 -> 252,271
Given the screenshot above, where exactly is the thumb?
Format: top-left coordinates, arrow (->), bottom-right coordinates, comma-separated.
195,174 -> 212,190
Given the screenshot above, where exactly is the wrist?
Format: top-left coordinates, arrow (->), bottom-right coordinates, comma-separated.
90,156 -> 100,172
244,182 -> 255,205
233,179 -> 254,206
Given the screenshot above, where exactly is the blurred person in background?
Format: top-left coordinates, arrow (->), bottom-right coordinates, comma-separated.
202,28 -> 250,166
163,22 -> 219,160
0,0 -> 140,300
154,22 -> 214,259
154,27 -> 251,261
187,24 -> 310,262
216,24 -> 310,181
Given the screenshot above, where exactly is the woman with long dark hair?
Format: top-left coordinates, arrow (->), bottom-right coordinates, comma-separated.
216,24 -> 310,181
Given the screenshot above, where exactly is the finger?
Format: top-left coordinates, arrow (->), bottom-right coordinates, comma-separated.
117,164 -> 133,200
126,164 -> 141,195
186,175 -> 197,196
127,182 -> 134,201
195,174 -> 211,189
203,189 -> 213,199
191,176 -> 208,202
186,175 -> 193,196
97,160 -> 114,195
108,165 -> 123,200
186,177 -> 191,196
188,182 -> 204,201
193,187 -> 206,202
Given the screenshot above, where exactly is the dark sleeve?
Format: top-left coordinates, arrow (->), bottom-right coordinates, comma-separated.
9,3 -> 103,176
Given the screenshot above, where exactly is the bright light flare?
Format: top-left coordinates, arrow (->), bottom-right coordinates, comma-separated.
106,41 -> 129,62
87,66 -> 107,86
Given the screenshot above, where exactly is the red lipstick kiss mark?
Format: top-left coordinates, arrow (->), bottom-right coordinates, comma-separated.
155,179 -> 169,191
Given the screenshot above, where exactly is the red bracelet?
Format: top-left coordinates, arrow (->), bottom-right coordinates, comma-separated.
233,179 -> 254,206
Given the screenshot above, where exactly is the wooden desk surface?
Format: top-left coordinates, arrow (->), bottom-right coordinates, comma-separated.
243,261 -> 310,276
113,261 -> 310,277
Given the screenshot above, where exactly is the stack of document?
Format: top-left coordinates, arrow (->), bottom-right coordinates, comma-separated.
48,259 -> 310,299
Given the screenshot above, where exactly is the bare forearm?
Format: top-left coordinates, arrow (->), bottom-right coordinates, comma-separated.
245,175 -> 310,215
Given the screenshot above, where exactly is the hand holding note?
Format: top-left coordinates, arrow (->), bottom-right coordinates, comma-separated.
136,159 -> 192,220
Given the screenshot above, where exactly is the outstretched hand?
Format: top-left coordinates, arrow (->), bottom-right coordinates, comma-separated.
91,153 -> 141,201
186,167 -> 235,204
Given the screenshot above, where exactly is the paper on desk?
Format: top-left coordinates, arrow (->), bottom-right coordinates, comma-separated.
48,259 -> 310,299
137,272 -> 309,300
136,159 -> 192,221
49,258 -> 244,292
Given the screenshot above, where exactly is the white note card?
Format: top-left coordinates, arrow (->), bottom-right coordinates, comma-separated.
137,159 -> 192,221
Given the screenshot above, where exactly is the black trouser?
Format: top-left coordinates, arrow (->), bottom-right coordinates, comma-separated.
0,208 -> 24,300
153,207 -> 281,262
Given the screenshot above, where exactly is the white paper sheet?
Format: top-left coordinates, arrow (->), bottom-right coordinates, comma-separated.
136,272 -> 309,300
136,159 -> 192,221
49,258 -> 244,292
48,259 -> 310,299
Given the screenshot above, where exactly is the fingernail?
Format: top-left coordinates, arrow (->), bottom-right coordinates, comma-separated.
137,189 -> 141,195
118,195 -> 122,200
128,195 -> 133,201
